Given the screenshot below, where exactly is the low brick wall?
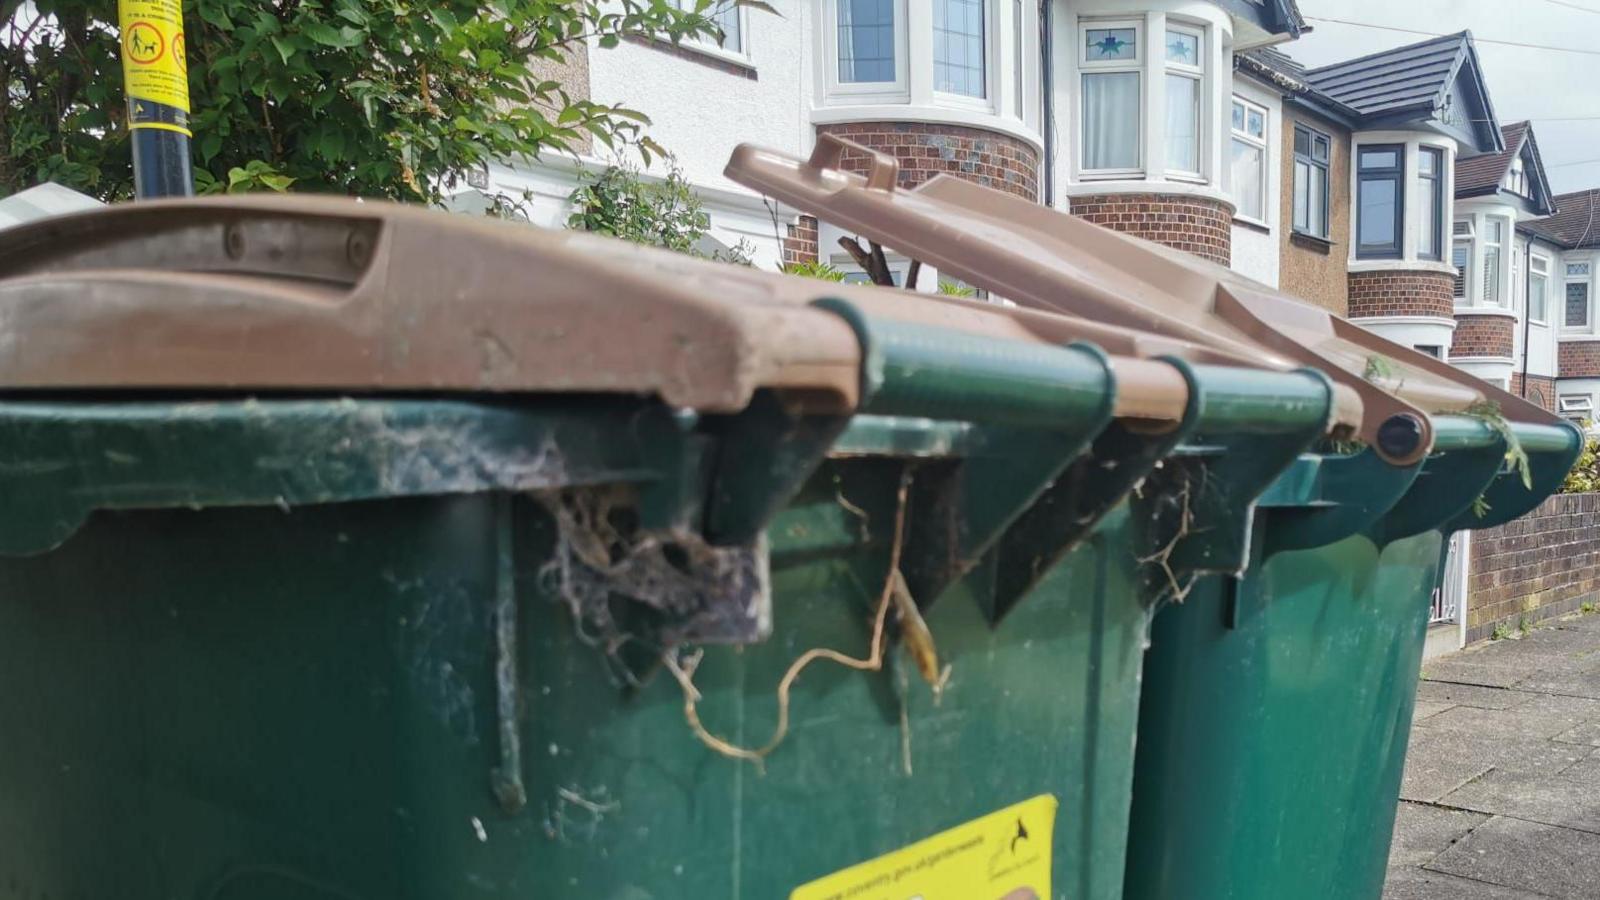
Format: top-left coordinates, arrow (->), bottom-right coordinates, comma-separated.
816,122 -> 1041,201
1346,270 -> 1454,319
1068,193 -> 1233,266
1560,341 -> 1600,378
1452,314 -> 1516,359
1467,493 -> 1600,643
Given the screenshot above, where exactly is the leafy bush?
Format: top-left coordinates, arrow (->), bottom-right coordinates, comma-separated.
782,260 -> 847,282
1562,429 -> 1600,494
566,160 -> 753,265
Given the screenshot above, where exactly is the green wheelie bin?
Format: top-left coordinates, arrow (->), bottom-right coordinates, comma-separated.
722,136 -> 1583,900
0,137 -> 1574,900
0,189 -> 1371,900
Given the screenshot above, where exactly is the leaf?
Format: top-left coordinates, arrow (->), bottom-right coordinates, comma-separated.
301,22 -> 349,46
259,174 -> 297,192
269,36 -> 297,64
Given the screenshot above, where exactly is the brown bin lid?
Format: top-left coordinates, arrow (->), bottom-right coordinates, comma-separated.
726,134 -> 1562,458
0,193 -> 1284,428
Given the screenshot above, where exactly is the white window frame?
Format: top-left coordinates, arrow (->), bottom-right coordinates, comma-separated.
1566,261 -> 1594,333
1560,394 -> 1594,427
1452,218 -> 1474,305
1162,22 -> 1205,181
825,0 -> 911,102
1229,95 -> 1268,225
931,0 -> 998,112
1077,17 -> 1145,180
1530,253 -> 1550,325
675,0 -> 752,65
1482,216 -> 1508,309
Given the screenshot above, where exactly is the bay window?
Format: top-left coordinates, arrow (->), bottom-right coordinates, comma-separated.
934,0 -> 986,98
1229,97 -> 1266,221
1292,125 -> 1329,239
1452,220 -> 1472,301
1568,262 -> 1592,330
1530,255 -> 1550,324
1481,218 -> 1505,307
1418,148 -> 1443,260
1080,22 -> 1141,173
837,0 -> 900,85
1164,26 -> 1202,176
1357,145 -> 1404,259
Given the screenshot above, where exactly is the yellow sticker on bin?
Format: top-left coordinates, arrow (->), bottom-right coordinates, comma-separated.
790,795 -> 1057,900
119,0 -> 190,116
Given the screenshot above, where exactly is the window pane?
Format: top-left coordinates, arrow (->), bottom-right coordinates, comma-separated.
1360,149 -> 1398,170
1293,126 -> 1310,156
1454,219 -> 1473,237
715,2 -> 742,50
1359,178 -> 1397,248
1483,244 -> 1502,305
1310,165 -> 1326,237
1293,161 -> 1310,231
1082,72 -> 1140,169
1532,272 -> 1549,321
1418,150 -> 1436,177
1313,135 -> 1329,162
1418,171 -> 1439,258
1165,29 -> 1198,65
1247,108 -> 1264,138
1165,74 -> 1199,173
1487,219 -> 1504,242
1569,263 -> 1591,277
1453,243 -> 1470,300
934,0 -> 986,97
1231,138 -> 1263,220
1568,283 -> 1591,328
1013,0 -> 1024,117
1085,27 -> 1137,61
1232,102 -> 1246,132
838,0 -> 896,83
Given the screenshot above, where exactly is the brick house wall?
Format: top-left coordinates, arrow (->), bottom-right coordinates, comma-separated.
1451,314 -> 1517,359
1466,493 -> 1600,643
1068,194 -> 1233,266
1346,270 -> 1454,319
782,215 -> 819,266
814,122 -> 1041,201
1560,341 -> 1600,377
1510,373 -> 1559,412
1278,108 -> 1352,316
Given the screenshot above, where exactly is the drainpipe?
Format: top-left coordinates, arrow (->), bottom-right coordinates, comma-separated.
1040,0 -> 1055,207
1521,234 -> 1533,401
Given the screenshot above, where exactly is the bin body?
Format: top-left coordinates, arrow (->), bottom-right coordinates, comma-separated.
0,406 -> 1152,900
1122,529 -> 1443,899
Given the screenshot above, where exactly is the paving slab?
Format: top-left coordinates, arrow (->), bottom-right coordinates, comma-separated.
1383,866 -> 1548,900
1411,699 -> 1457,721
1555,748 -> 1600,784
1421,694 -> 1600,741
1387,801 -> 1489,868
1400,728 -> 1586,802
1439,768 -> 1600,833
1415,680 -> 1536,710
1421,659 -> 1536,689
1427,815 -> 1600,897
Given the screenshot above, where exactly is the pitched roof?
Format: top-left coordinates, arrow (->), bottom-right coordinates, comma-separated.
1455,122 -> 1557,215
1456,122 -> 1528,194
1302,31 -> 1503,152
1524,190 -> 1600,249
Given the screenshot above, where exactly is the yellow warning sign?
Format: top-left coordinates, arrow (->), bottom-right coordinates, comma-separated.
790,795 -> 1058,900
119,0 -> 189,116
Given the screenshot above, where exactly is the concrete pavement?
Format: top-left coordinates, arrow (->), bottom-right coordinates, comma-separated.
1385,611 -> 1600,898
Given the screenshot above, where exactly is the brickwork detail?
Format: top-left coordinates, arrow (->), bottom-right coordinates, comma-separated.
1451,314 -> 1516,359
1467,493 -> 1600,643
815,122 -> 1040,201
1560,341 -> 1600,378
1346,270 -> 1455,319
782,215 -> 819,267
1068,193 -> 1233,266
1510,373 -> 1559,412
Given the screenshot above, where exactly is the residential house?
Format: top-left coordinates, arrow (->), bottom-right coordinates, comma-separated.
1521,191 -> 1600,424
477,4 -> 1572,425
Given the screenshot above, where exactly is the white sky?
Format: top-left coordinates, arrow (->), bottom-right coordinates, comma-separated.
1289,0 -> 1600,194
